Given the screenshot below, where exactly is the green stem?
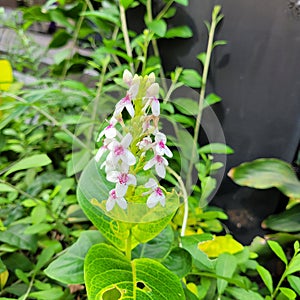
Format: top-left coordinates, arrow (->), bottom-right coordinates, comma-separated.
126,229 -> 132,260
146,0 -> 168,92
185,6 -> 220,193
84,0 -> 94,11
156,0 -> 174,20
5,93 -> 91,152
119,3 -> 134,73
21,273 -> 36,300
163,67 -> 183,104
86,55 -> 110,148
166,167 -> 188,238
61,2 -> 87,80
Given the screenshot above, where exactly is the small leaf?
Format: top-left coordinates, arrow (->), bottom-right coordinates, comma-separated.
15,269 -> 29,284
267,241 -> 287,265
213,40 -> 227,48
147,19 -> 167,37
165,26 -> 193,38
197,52 -> 206,65
199,143 -> 234,154
173,98 -> 198,115
279,287 -> 297,299
0,270 -> 9,290
29,287 -> 64,300
4,154 -> 52,177
35,247 -> 55,271
257,265 -> 273,294
287,275 -> 300,296
48,30 -> 71,48
216,253 -> 237,295
204,93 -> 222,108
174,0 -> 188,6
49,9 -> 74,31
286,254 -> 300,275
179,69 -> 202,88
120,0 -> 134,9
226,287 -> 264,300
85,243 -> 185,299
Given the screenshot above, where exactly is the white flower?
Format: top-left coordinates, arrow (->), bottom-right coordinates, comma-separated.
155,132 -> 173,157
107,168 -> 137,197
107,133 -> 136,166
97,117 -> 118,141
95,138 -> 113,162
114,84 -> 139,117
137,136 -> 153,150
123,69 -> 133,86
144,178 -> 165,208
147,72 -> 155,84
143,154 -> 168,178
106,189 -> 127,211
146,83 -> 159,98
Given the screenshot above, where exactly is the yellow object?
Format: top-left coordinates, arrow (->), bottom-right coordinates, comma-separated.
0,269 -> 9,290
0,59 -> 13,91
198,234 -> 244,258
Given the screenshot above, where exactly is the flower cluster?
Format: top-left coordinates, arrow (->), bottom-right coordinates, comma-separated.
95,70 -> 173,212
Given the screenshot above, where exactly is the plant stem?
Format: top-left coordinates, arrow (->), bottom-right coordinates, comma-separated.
185,6 -> 220,193
61,2 -> 87,80
119,3 -> 134,73
5,93 -> 91,152
86,55 -> 110,148
163,67 -> 183,104
146,0 -> 168,92
166,167 -> 188,238
126,229 -> 132,260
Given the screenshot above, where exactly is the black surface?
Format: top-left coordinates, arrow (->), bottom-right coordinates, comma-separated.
157,0 -> 300,243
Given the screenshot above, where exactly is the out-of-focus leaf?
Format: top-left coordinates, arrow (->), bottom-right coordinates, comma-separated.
165,26 -> 193,38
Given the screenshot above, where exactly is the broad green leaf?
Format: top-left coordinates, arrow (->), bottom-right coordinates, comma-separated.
85,243 -> 185,300
199,143 -> 234,154
286,254 -> 300,275
228,158 -> 300,198
263,204 -> 300,232
267,241 -> 287,265
226,287 -> 264,300
4,154 -> 52,177
82,10 -> 120,25
147,19 -> 167,37
257,265 -> 273,294
162,247 -> 192,278
198,235 -> 243,258
0,183 -> 15,192
31,205 -> 47,224
67,149 -> 90,176
179,69 -> 202,88
200,176 -> 216,204
174,0 -> 189,7
0,259 -> 6,273
279,287 -> 297,299
181,234 -> 214,269
77,159 -> 179,251
0,60 -> 13,91
132,225 -> 174,259
165,26 -> 193,38
24,223 -> 53,235
216,253 -> 237,295
287,275 -> 300,296
173,98 -> 198,115
35,247 -> 55,271
0,224 -> 37,252
45,231 -> 104,284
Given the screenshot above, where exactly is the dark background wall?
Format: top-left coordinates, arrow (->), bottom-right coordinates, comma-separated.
158,0 -> 300,243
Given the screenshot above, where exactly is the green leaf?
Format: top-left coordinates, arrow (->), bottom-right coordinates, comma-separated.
24,223 -> 53,235
48,30 -> 71,48
147,19 -> 167,37
286,254 -> 300,275
77,159 -> 179,251
279,287 -> 297,300
213,40 -> 227,48
197,52 -> 206,65
263,205 -> 300,232
181,234 -> 214,269
0,259 -> 6,274
267,241 -> 287,265
31,205 -> 47,224
15,269 -> 29,284
84,243 -> 185,300
4,154 -> 52,177
132,225 -> 174,259
35,247 -> 55,271
226,287 -> 264,300
29,287 -> 64,300
203,93 -> 222,108
165,114 -> 195,127
173,98 -> 198,115
287,275 -> 300,296
216,253 -> 237,295
165,26 -> 193,38
257,265 -> 273,294
0,224 -> 37,252
44,231 -> 104,284
162,247 -> 192,278
0,270 -> 8,290
82,10 -> 120,25
179,69 -> 202,88
199,143 -> 234,154
174,0 -> 189,6
67,149 -> 90,176
228,158 -> 300,198
49,10 -> 74,31
120,0 -> 134,9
